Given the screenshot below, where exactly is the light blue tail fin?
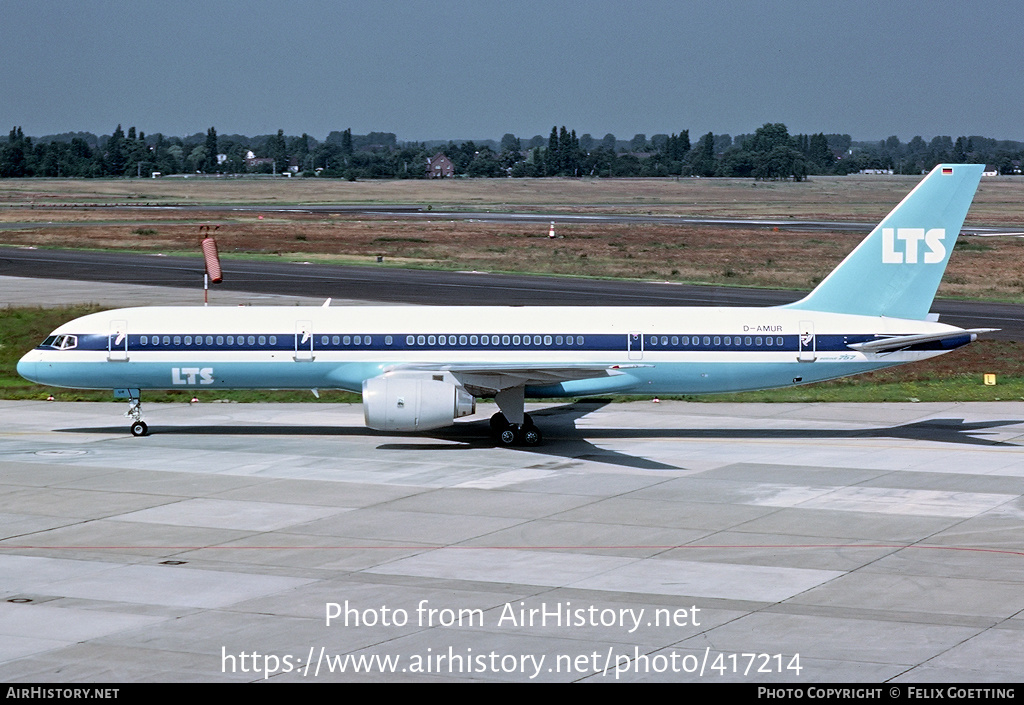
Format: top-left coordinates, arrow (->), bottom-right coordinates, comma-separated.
784,163 -> 984,320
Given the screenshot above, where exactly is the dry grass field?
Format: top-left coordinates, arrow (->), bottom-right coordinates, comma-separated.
2,175 -> 1024,300
3,173 -> 1024,222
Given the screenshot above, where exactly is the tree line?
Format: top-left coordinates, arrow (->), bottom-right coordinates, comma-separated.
2,123 -> 1022,180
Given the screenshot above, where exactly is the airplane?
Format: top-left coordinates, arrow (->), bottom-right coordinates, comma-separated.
17,163 -> 993,446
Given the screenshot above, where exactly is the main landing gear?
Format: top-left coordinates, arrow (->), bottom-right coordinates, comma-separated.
489,412 -> 542,447
488,385 -> 543,446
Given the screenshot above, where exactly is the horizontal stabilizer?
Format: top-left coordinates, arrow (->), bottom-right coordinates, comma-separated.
847,328 -> 997,353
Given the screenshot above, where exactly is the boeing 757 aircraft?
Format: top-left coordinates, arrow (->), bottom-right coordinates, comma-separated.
18,164 -> 992,445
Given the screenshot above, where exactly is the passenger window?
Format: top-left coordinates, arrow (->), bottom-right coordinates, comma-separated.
344,336 -> 351,345
577,336 -> 584,345
756,337 -> 762,346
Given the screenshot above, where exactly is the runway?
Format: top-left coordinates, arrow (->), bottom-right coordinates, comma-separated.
1,276 -> 1023,682
0,399 -> 1022,682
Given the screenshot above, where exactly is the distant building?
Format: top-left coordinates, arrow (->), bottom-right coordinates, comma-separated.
426,152 -> 454,178
983,165 -> 999,176
246,156 -> 275,170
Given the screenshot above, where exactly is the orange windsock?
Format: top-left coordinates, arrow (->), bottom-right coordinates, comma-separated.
201,237 -> 222,283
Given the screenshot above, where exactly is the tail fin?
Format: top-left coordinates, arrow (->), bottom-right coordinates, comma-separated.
784,163 -> 984,320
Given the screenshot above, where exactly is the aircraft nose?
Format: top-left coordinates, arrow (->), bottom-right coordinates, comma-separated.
17,352 -> 39,382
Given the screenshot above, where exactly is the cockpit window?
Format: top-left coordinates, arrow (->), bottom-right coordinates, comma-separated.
46,335 -> 78,350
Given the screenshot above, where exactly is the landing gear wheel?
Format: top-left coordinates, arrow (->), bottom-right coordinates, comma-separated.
490,412 -> 508,435
130,421 -> 149,437
521,425 -> 542,446
499,425 -> 520,446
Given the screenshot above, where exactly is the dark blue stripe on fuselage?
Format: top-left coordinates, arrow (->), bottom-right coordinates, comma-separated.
38,332 -> 969,354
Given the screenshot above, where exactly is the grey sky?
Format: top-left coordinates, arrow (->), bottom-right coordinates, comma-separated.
3,0 -> 1022,143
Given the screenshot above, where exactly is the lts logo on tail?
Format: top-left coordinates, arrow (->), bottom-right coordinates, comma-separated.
882,228 -> 946,264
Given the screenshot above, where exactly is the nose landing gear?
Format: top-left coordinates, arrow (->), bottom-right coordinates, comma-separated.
122,393 -> 148,436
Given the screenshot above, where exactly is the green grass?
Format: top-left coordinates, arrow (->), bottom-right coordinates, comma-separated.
3,306 -> 1019,404
659,377 -> 1024,403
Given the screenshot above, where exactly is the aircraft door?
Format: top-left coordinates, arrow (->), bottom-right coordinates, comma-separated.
628,332 -> 644,360
108,320 -> 129,361
798,320 -> 816,362
294,320 -> 314,361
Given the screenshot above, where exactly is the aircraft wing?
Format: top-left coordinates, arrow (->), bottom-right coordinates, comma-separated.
388,363 -> 651,393
847,328 -> 997,353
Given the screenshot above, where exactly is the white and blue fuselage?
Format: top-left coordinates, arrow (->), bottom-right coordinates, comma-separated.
16,304 -> 973,396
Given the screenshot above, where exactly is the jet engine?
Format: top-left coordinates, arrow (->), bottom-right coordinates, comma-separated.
362,371 -> 476,431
